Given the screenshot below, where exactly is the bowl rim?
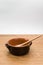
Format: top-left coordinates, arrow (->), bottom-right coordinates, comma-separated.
6,38 -> 32,48
6,41 -> 32,48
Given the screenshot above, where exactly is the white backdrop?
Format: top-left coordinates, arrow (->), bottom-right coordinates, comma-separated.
0,0 -> 43,34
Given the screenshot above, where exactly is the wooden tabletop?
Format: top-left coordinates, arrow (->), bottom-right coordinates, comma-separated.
0,35 -> 43,65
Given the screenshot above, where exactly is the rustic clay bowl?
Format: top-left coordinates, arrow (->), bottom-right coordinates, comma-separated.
5,38 -> 32,56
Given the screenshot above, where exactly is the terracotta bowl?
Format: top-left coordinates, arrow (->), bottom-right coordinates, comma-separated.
5,38 -> 32,56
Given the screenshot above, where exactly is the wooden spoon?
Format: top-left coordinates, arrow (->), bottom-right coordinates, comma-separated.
14,35 -> 41,47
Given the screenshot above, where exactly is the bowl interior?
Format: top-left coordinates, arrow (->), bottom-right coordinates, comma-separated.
8,38 -> 28,46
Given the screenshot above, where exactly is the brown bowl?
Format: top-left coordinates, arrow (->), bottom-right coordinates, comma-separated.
5,38 -> 32,56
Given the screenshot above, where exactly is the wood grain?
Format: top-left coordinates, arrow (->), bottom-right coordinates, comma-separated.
0,35 -> 43,65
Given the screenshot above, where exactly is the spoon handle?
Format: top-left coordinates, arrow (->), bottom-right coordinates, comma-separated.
15,35 -> 41,47
22,35 -> 41,46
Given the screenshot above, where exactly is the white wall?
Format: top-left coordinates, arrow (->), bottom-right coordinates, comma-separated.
0,0 -> 43,34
